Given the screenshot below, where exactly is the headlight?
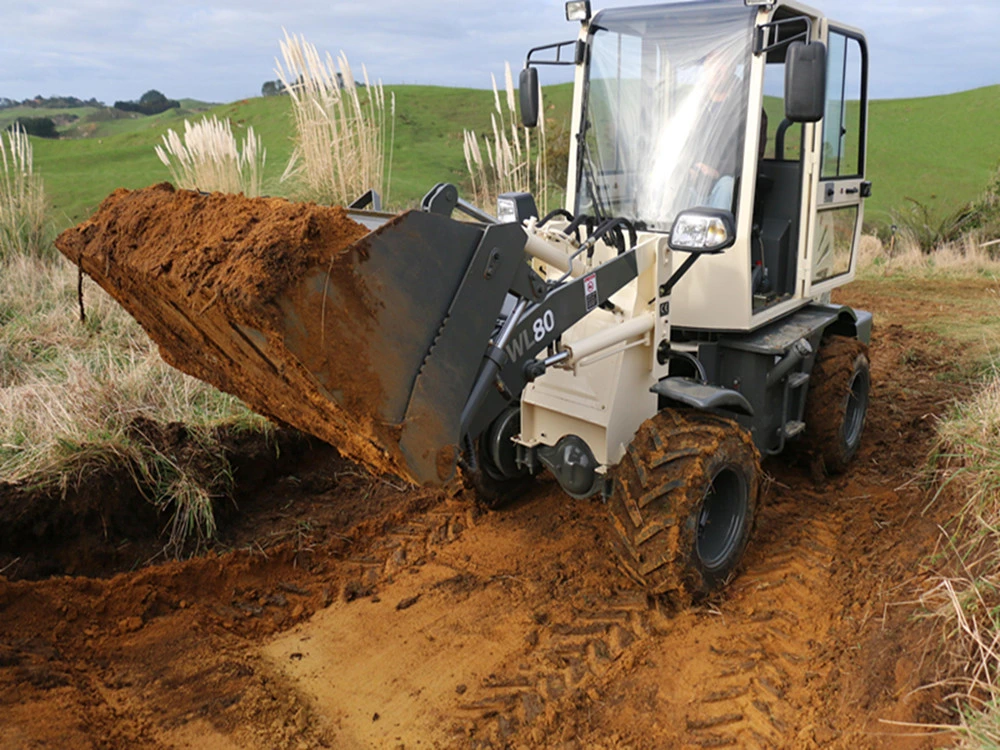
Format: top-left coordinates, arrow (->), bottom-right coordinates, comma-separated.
565,1 -> 591,22
668,209 -> 737,254
497,196 -> 517,224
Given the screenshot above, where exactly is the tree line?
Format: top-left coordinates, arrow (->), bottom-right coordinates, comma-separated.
4,90 -> 183,139
0,95 -> 104,110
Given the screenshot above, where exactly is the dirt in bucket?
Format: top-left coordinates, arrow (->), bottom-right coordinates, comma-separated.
55,184 -> 409,481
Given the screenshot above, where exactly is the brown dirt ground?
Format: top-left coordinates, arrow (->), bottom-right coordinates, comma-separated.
0,276 -> 988,749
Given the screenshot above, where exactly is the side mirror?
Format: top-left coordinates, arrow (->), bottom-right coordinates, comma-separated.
785,41 -> 826,123
520,67 -> 539,128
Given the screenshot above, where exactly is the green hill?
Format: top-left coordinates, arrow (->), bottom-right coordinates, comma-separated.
19,83 -> 1000,232
29,85 -> 574,228
865,85 -> 1000,225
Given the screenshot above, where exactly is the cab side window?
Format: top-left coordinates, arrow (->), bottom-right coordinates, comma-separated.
812,29 -> 867,284
820,32 -> 865,179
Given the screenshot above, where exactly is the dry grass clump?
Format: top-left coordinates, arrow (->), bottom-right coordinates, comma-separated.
0,253 -> 269,554
275,31 -> 394,206
857,232 -> 1000,279
155,115 -> 266,197
936,371 -> 1000,498
915,366 -> 1000,746
463,62 -> 548,215
0,124 -> 49,260
918,570 -> 1000,748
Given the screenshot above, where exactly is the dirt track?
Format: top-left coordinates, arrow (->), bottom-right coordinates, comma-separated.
0,278 -> 981,749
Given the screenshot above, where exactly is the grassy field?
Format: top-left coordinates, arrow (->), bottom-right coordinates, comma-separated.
866,85 -> 1000,226
12,81 -> 1000,231
26,84 -> 574,229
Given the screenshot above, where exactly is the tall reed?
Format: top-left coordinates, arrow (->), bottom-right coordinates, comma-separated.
155,115 -> 265,197
275,31 -> 394,206
463,62 -> 548,215
0,124 -> 49,260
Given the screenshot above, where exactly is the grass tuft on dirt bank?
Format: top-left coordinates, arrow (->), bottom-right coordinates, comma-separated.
0,252 -> 270,553
919,357 -> 1000,746
858,232 -> 1000,280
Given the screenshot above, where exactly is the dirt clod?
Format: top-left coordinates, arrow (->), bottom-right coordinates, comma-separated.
395,594 -> 420,611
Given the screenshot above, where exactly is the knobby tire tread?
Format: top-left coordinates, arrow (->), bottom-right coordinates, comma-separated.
607,410 -> 761,608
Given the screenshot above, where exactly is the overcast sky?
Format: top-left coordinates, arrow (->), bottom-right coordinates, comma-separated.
3,1 -> 998,104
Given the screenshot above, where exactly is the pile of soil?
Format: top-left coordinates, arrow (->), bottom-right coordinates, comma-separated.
55,184 -> 407,481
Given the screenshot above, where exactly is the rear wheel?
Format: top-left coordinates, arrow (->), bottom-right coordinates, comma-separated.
802,335 -> 870,474
607,410 -> 761,607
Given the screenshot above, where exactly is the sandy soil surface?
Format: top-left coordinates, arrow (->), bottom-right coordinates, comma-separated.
0,276 -> 987,749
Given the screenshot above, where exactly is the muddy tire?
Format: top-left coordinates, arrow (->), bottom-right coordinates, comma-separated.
462,452 -> 531,510
607,410 -> 761,607
803,335 -> 870,474
461,408 -> 532,510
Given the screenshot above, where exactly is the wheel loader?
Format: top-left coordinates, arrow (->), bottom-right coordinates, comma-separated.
57,0 -> 872,606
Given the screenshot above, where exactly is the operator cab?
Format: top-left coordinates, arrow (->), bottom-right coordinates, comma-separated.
524,0 -> 870,333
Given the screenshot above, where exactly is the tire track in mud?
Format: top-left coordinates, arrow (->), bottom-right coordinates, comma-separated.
453,588 -> 660,746
265,486 -> 660,748
442,479 -> 852,749
679,486 -> 843,749
343,498 -> 478,589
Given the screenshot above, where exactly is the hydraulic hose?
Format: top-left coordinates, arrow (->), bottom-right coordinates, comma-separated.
458,298 -> 530,442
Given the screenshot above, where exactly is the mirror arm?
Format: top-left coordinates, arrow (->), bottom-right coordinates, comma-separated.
658,253 -> 700,298
755,16 -> 813,55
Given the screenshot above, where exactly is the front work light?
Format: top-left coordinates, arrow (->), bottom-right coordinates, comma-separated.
668,209 -> 737,254
497,192 -> 538,224
566,1 -> 591,22
497,196 -> 517,224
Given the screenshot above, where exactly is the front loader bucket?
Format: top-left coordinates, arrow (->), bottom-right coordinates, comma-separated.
55,184 -> 525,485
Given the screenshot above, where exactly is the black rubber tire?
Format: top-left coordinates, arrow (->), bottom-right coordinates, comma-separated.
607,410 -> 761,607
802,335 -> 870,475
462,442 -> 532,510
461,410 -> 532,510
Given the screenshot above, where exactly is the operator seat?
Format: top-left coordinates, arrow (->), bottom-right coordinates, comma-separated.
753,116 -> 803,306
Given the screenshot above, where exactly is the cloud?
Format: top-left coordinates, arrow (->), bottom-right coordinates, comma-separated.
2,0 -> 998,103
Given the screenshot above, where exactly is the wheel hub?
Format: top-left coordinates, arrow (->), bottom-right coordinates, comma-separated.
844,367 -> 870,449
696,468 -> 748,572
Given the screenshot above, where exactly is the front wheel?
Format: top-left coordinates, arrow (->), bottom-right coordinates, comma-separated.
460,407 -> 532,510
606,410 -> 761,608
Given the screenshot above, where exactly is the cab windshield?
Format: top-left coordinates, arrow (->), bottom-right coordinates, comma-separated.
578,3 -> 755,232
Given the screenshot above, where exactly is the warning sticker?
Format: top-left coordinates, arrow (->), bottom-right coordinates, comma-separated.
584,273 -> 598,311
